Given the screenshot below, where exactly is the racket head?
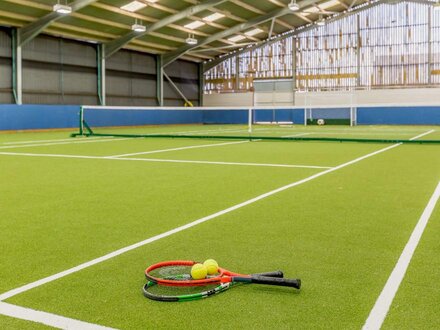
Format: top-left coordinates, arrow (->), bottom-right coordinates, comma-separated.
145,260 -> 244,286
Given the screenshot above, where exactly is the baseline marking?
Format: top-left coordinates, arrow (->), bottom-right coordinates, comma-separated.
107,140 -> 249,158
0,140 -> 409,302
0,302 -> 116,330
0,152 -> 332,169
362,181 -> 440,330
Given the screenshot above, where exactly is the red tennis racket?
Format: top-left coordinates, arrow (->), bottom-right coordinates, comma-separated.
145,260 -> 301,289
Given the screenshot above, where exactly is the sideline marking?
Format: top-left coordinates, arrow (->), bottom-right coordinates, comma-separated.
0,137 -> 131,150
0,302 -> 116,330
2,137 -> 105,145
107,140 -> 249,158
0,141 -> 408,302
0,152 -> 332,169
362,181 -> 440,330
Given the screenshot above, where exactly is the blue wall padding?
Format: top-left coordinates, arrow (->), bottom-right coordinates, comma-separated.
1,105 -> 440,131
254,109 -> 304,124
202,109 -> 248,124
358,106 -> 440,125
0,105 -> 80,130
312,108 -> 350,119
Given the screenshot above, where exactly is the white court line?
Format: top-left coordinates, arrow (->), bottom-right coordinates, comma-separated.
0,302 -> 115,330
2,136 -> 106,145
0,136 -> 418,303
282,133 -> 311,138
0,137 -> 131,150
362,181 -> 440,330
107,140 -> 249,158
0,152 -> 331,170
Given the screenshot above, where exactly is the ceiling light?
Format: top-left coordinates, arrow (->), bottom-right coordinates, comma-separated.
132,23 -> 146,32
184,21 -> 205,30
53,3 -> 72,14
316,15 -> 325,26
203,13 -> 225,22
186,34 -> 198,45
121,1 -> 147,12
288,0 -> 300,11
228,35 -> 247,43
245,28 -> 264,36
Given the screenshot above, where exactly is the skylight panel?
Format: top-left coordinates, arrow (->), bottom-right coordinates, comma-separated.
245,28 -> 264,36
184,21 -> 206,30
121,1 -> 147,12
228,35 -> 247,42
203,13 -> 225,22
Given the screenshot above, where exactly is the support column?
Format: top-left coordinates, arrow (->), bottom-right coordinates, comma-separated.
356,14 -> 361,87
428,6 -> 432,85
235,56 -> 240,91
198,62 -> 204,106
157,55 -> 164,106
12,28 -> 22,105
292,36 -> 297,105
97,44 -> 106,105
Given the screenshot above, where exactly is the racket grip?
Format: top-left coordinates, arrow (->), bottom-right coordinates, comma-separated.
250,275 -> 301,289
253,271 -> 284,278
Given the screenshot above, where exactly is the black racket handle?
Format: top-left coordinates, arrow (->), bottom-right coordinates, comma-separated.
253,271 -> 283,278
250,275 -> 301,289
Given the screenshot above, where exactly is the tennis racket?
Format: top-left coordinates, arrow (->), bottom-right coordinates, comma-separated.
143,271 -> 284,302
145,260 -> 301,289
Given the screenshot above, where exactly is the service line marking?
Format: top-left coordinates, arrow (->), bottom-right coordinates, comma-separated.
0,302 -> 116,330
0,130 -> 433,330
107,140 -> 249,158
0,152 -> 332,169
362,181 -> 440,330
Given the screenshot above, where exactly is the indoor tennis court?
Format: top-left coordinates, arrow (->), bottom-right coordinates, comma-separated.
1,1 -> 440,330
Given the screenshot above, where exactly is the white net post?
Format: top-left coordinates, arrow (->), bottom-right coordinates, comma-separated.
248,107 -> 253,133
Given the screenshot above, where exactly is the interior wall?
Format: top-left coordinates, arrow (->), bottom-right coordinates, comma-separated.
0,27 -> 13,103
0,27 -> 200,107
204,88 -> 440,107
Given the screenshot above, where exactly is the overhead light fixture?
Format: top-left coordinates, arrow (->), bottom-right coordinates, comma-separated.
121,1 -> 147,12
53,2 -> 72,14
434,0 -> 440,11
132,19 -> 146,32
186,34 -> 198,45
288,0 -> 300,11
316,15 -> 325,26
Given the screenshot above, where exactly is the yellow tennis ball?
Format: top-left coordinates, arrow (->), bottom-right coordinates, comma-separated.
203,259 -> 219,275
191,263 -> 208,280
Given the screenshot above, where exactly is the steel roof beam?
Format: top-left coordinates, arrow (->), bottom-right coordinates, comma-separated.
162,0 -> 325,67
202,0 -> 387,72
104,0 -> 228,59
18,0 -> 97,46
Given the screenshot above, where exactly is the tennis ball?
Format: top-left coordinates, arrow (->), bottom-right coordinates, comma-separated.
203,259 -> 219,275
191,263 -> 208,280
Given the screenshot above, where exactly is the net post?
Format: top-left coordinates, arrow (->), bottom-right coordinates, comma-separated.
248,107 -> 253,134
79,106 -> 84,135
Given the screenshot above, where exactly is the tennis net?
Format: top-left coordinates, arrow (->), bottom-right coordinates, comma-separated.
71,105 -> 440,144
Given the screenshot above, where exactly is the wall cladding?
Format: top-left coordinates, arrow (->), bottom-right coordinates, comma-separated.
0,27 -> 12,103
0,28 -> 200,107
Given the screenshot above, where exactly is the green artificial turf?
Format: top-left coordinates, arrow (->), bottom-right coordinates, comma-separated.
0,128 -> 439,329
0,314 -> 52,330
